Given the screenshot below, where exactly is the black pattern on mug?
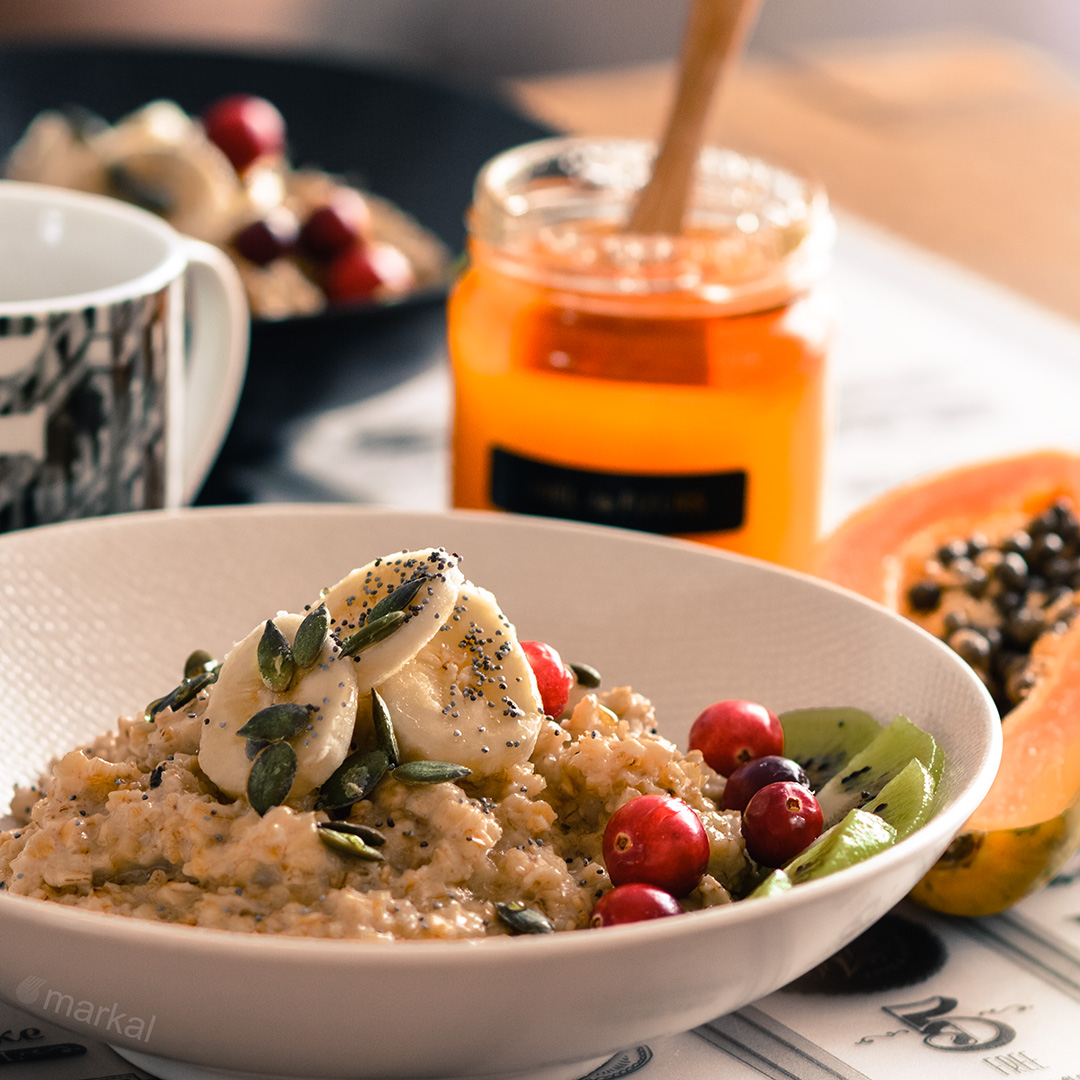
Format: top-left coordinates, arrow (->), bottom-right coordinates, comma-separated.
0,288 -> 171,531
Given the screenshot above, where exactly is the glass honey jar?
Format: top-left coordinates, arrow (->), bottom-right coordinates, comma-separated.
447,136 -> 835,569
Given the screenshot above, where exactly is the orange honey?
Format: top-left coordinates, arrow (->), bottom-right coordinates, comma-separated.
448,138 -> 835,569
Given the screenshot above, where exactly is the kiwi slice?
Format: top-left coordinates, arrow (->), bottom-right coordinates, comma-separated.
748,868 -> 793,899
749,809 -> 898,897
815,715 -> 942,830
779,706 -> 882,789
865,757 -> 937,841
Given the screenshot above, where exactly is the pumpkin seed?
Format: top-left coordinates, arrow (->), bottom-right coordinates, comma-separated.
144,668 -> 218,721
183,649 -> 220,680
107,162 -> 174,215
392,760 -> 472,785
368,574 -> 430,622
245,738 -> 271,762
495,901 -> 554,935
292,603 -> 330,669
143,697 -> 166,723
247,741 -> 298,816
371,688 -> 400,766
258,619 -> 295,692
338,610 -> 406,657
569,661 -> 602,689
237,702 -> 314,743
316,749 -> 391,810
317,828 -> 385,861
316,821 -> 387,847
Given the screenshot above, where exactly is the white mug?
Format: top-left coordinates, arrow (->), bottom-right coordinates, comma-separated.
0,180 -> 248,529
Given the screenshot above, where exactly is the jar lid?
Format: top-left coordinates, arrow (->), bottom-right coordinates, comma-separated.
469,136 -> 834,314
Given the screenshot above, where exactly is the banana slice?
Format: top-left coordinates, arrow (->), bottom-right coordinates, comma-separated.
319,547 -> 465,694
376,582 -> 544,777
92,101 -> 242,244
199,613 -> 358,802
4,110 -> 109,192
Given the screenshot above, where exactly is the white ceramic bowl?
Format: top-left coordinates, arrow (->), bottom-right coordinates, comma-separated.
0,506 -> 1000,1080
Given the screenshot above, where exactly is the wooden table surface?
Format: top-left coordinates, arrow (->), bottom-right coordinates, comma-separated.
511,31 -> 1080,326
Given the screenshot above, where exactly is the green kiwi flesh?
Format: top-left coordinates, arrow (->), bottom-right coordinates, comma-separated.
864,757 -> 937,841
750,808 -> 898,897
814,714 -> 942,830
779,707 -> 883,789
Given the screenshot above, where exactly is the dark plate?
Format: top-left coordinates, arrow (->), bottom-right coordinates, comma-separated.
0,42 -> 553,502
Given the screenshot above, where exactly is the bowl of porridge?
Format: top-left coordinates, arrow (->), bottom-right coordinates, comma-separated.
0,506 -> 999,1080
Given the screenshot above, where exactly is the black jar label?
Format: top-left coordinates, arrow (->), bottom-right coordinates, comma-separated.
490,447 -> 747,535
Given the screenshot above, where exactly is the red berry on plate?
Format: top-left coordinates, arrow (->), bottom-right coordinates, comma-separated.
741,781 -> 823,868
520,640 -> 574,718
298,190 -> 371,261
688,699 -> 783,777
590,882 -> 682,927
202,94 -> 286,173
602,794 -> 710,897
320,242 -> 414,305
232,208 -> 299,266
721,755 -> 810,812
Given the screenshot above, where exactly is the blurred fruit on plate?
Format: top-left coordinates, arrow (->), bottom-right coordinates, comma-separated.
4,95 -> 450,320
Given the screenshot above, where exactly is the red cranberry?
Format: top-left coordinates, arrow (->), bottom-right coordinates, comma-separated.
320,242 -> 413,305
232,208 -> 299,266
591,883 -> 682,927
688,699 -> 783,777
741,781 -> 823,868
602,794 -> 710,897
298,190 -> 371,261
520,640 -> 574,718
202,94 -> 285,173
721,755 -> 810,812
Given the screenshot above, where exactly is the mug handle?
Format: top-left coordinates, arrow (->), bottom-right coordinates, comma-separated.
179,239 -> 250,504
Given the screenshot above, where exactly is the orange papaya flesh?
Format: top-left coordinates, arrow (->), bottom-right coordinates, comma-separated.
813,450 -> 1080,915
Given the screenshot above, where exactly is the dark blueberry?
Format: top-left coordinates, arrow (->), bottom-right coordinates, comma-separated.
721,755 -> 811,811
943,610 -> 969,634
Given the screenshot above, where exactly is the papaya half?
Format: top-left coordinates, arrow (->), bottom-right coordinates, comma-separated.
813,450 -> 1080,916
